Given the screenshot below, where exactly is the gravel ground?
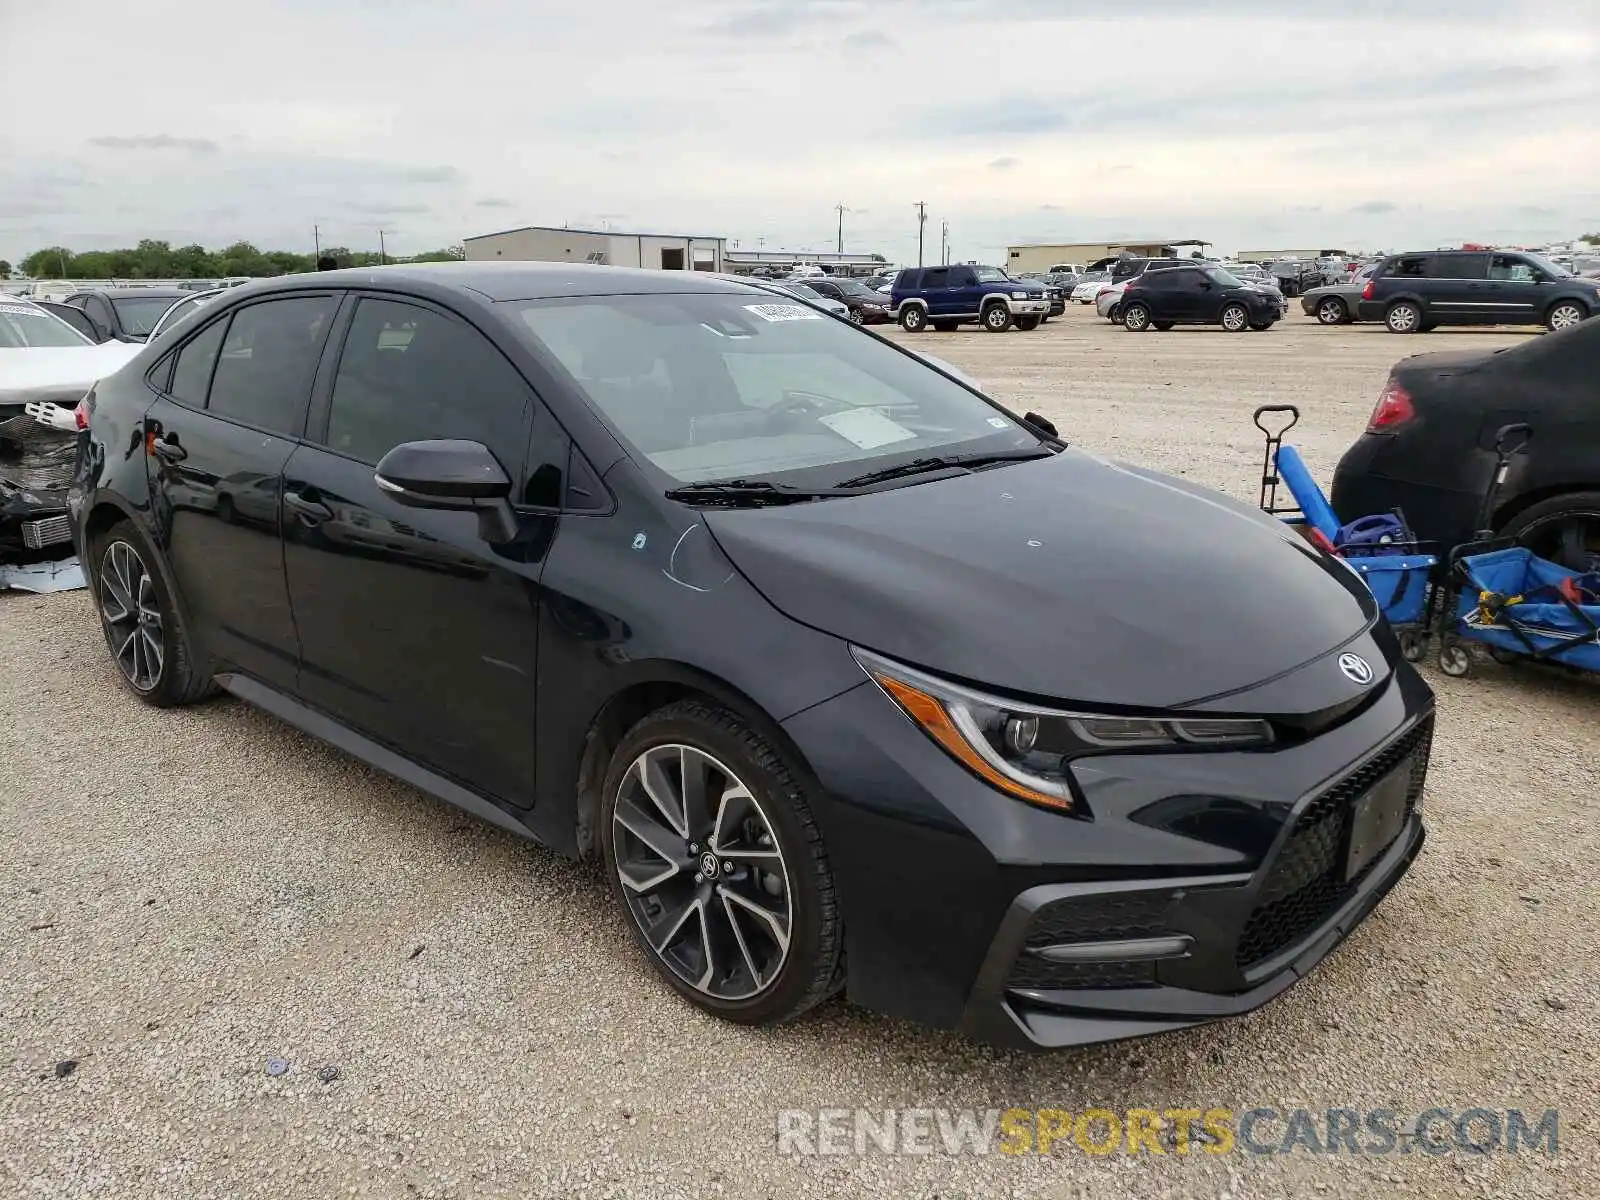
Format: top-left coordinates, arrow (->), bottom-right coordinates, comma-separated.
3,309 -> 1596,1199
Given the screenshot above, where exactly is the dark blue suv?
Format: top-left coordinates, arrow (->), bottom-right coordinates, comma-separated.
891,265 -> 1050,333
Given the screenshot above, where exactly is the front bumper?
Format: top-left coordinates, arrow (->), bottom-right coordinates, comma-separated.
1009,298 -> 1050,315
782,638 -> 1434,1048
960,719 -> 1429,1048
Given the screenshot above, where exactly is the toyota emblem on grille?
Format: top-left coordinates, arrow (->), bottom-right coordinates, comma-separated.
1338,653 -> 1374,685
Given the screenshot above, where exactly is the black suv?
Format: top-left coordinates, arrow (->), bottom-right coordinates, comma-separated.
1119,265 -> 1281,332
1357,250 -> 1600,334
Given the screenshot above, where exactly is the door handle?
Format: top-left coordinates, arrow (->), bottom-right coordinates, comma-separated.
148,434 -> 187,463
283,490 -> 334,523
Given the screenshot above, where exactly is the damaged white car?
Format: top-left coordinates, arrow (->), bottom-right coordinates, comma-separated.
1,299 -> 142,591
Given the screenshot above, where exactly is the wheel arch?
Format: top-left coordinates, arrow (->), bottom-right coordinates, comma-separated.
1542,295 -> 1591,322
1492,480 -> 1600,532
571,662 -> 818,862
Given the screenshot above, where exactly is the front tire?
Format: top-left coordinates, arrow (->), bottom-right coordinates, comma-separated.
600,700 -> 843,1026
90,520 -> 214,707
982,303 -> 1012,333
1221,303 -> 1249,332
1385,301 -> 1423,334
898,306 -> 928,333
1546,301 -> 1587,332
1316,296 -> 1348,325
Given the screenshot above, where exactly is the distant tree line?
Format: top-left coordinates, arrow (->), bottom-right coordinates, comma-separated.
10,239 -> 465,280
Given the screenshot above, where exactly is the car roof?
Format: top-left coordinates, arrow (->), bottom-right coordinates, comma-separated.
72,286 -> 191,298
239,262 -> 771,304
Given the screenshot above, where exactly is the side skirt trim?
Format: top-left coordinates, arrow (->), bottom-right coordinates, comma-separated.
215,672 -> 541,843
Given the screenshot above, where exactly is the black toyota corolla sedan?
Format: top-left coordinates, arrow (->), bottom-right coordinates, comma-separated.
70,264 -> 1433,1048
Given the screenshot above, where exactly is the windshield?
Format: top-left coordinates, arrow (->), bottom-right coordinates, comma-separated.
975,267 -> 1008,282
1078,271 -> 1108,283
151,296 -> 202,338
512,293 -> 1038,486
833,280 -> 879,298
0,302 -> 92,348
112,295 -> 185,338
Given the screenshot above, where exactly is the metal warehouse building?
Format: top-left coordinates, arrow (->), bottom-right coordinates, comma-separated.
1006,238 -> 1211,274
463,224 -> 726,272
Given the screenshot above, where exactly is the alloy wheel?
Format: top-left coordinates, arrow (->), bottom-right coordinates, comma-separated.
1222,304 -> 1248,331
1387,303 -> 1420,333
610,744 -> 793,1001
848,309 -> 864,324
99,539 -> 165,693
1317,298 -> 1346,324
1548,303 -> 1584,331
1124,304 -> 1150,331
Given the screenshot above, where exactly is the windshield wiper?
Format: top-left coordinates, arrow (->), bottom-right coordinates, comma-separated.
834,447 -> 1056,490
664,478 -> 855,506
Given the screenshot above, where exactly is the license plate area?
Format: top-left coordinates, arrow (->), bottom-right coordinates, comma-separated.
1345,757 -> 1413,881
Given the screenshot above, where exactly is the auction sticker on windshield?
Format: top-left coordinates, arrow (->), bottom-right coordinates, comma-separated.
744,304 -> 822,322
819,408 -> 917,449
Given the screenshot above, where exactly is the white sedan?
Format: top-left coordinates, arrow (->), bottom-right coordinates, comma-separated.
1070,272 -> 1111,303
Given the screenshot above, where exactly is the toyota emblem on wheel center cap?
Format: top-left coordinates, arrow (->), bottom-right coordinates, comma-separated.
1338,653 -> 1374,685
699,851 -> 719,878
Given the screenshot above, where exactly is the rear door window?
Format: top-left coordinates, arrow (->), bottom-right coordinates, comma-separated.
1391,256 -> 1433,278
1435,254 -> 1488,280
919,268 -> 951,289
205,296 -> 337,436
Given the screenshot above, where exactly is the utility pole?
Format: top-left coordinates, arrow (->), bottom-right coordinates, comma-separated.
941,221 -> 950,265
378,229 -> 387,265
915,201 -> 927,267
313,224 -> 321,260
835,203 -> 849,254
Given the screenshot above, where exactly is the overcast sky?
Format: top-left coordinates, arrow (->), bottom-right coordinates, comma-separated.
3,0 -> 1598,267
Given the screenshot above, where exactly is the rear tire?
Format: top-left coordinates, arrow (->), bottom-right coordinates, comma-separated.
1385,301 -> 1423,334
599,699 -> 844,1026
1122,303 -> 1151,332
1221,303 -> 1249,332
899,306 -> 927,333
1316,296 -> 1348,325
1497,491 -> 1600,571
982,303 -> 1012,333
89,519 -> 215,707
1153,320 -> 1174,331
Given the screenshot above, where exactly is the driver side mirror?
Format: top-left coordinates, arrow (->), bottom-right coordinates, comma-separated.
374,439 -> 517,543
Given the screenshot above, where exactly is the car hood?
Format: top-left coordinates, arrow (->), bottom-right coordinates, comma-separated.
704,451 -> 1380,711
0,341 -> 143,402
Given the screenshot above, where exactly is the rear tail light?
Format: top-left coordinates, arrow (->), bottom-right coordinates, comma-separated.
73,398 -> 90,430
1361,279 -> 1375,301
1367,379 -> 1415,430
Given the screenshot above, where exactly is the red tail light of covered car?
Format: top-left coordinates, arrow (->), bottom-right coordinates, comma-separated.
1367,379 -> 1415,430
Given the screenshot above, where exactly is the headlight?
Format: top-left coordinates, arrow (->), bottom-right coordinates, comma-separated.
854,648 -> 1274,813
1011,291 -> 1029,300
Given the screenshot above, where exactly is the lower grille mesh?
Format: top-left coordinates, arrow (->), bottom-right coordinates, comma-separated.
1236,718 -> 1432,970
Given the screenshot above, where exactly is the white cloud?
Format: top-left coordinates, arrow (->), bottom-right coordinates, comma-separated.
2,0 -> 1597,265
